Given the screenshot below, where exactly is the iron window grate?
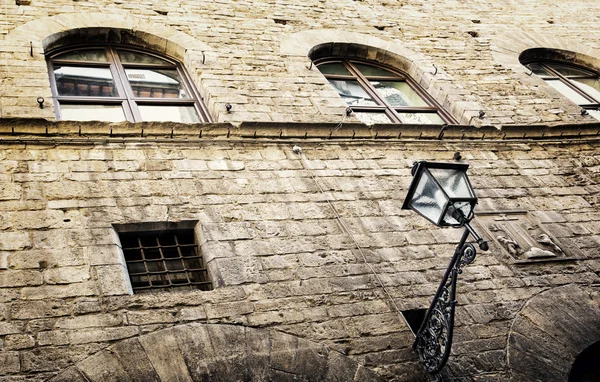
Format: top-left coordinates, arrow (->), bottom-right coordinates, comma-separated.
119,229 -> 212,294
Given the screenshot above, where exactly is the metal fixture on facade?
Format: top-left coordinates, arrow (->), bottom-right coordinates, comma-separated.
402,161 -> 488,375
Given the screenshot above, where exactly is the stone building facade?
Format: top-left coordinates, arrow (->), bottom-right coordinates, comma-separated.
0,0 -> 599,381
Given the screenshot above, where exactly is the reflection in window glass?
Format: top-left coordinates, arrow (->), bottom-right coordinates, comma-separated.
586,109 -> 600,121
527,63 -> 554,78
54,66 -> 118,97
550,64 -> 595,77
571,78 -> 600,102
354,63 -> 396,77
317,63 -> 352,76
60,104 -> 126,122
118,50 -> 169,65
125,69 -> 187,98
354,112 -> 393,124
546,80 -> 590,104
372,81 -> 428,107
397,113 -> 445,124
328,79 -> 378,106
138,105 -> 200,123
54,49 -> 107,62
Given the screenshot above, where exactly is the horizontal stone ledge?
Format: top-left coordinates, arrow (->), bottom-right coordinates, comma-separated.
0,118 -> 598,142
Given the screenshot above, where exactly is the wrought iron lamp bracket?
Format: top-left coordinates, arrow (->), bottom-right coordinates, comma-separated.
413,221 -> 487,375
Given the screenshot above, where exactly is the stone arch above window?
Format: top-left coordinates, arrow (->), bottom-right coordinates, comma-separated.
2,13 -> 212,121
519,48 -> 600,121
280,30 -> 485,126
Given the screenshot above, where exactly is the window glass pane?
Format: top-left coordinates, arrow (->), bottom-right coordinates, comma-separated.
547,63 -> 596,77
372,81 -> 428,107
54,66 -> 118,97
53,49 -> 107,62
118,50 -> 170,65
353,63 -> 397,77
546,79 -> 590,104
327,79 -> 378,106
126,69 -> 189,98
60,104 -> 126,122
571,78 -> 600,102
317,63 -> 352,76
397,113 -> 445,124
527,63 -> 555,78
138,105 -> 200,123
586,109 -> 600,122
354,112 -> 393,124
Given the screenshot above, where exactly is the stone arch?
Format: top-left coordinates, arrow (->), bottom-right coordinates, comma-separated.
280,30 -> 485,126
1,13 -> 213,119
47,323 -> 384,382
507,284 -> 600,382
491,28 -> 600,73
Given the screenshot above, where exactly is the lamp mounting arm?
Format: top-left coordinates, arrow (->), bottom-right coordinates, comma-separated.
413,223 -> 487,374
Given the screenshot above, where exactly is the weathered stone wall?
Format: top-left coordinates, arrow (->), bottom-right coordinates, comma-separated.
0,120 -> 598,381
2,0 -> 600,125
1,0 -> 600,380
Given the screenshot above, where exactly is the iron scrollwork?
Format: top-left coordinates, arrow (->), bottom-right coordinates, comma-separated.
413,223 -> 487,375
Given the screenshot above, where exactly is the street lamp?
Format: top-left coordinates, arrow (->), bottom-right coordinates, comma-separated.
402,161 -> 489,375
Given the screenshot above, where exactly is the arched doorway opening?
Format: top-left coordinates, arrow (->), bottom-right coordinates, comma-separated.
569,340 -> 600,382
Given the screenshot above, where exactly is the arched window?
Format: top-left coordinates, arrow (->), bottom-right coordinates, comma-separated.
524,61 -> 600,120
47,45 -> 210,123
315,58 -> 455,125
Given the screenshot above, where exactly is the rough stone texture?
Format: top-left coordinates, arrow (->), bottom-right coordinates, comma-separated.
0,0 -> 600,381
508,285 -> 600,382
49,323 -> 384,382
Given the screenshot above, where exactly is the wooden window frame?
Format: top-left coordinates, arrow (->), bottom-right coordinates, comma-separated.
525,60 -> 600,111
315,58 -> 456,124
46,44 -> 211,122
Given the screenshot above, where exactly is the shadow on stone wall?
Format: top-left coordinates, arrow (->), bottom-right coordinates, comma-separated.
507,284 -> 600,382
47,323 -> 384,382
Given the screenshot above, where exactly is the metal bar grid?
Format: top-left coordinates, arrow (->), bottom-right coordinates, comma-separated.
121,230 -> 212,294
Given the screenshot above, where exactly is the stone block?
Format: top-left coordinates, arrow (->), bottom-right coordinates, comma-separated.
0,231 -> 31,250
0,352 -> 20,374
4,334 -> 35,350
68,326 -> 139,345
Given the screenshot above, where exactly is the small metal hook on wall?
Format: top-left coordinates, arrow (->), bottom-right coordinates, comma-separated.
432,64 -> 438,76
36,96 -> 44,109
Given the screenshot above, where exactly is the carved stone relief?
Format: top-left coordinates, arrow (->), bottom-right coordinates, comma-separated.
474,211 -> 576,263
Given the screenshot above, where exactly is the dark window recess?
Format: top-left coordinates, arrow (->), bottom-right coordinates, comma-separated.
402,308 -> 427,335
119,229 -> 212,294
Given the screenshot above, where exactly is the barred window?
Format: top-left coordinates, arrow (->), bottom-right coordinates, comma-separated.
46,45 -> 210,123
118,227 -> 212,294
314,58 -> 455,125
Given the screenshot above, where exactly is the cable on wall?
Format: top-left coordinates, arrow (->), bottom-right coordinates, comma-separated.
293,145 -> 415,336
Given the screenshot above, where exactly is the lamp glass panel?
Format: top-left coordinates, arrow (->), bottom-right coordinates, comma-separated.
409,171 -> 448,225
442,201 -> 474,226
428,168 -> 474,199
